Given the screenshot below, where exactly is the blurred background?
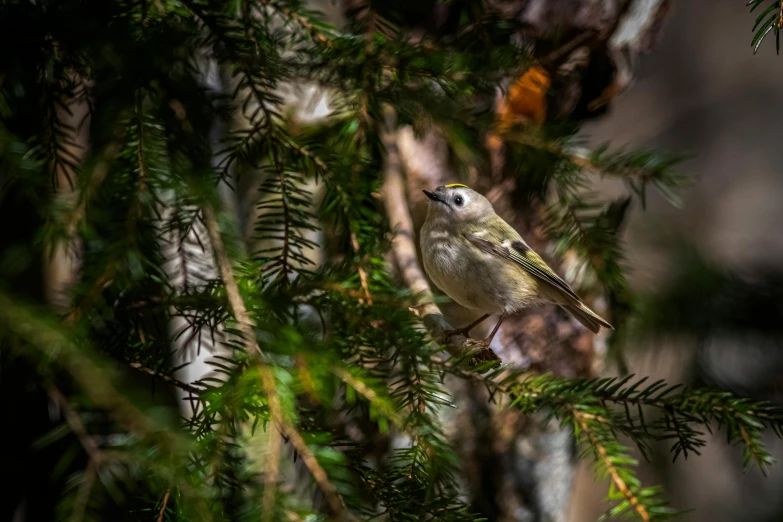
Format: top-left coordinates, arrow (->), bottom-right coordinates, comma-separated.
573,1 -> 783,520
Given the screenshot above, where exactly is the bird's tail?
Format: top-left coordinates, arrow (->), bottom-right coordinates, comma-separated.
562,301 -> 613,334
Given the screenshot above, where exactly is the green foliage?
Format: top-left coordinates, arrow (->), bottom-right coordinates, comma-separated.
1,1 -> 782,522
446,362 -> 783,520
747,0 -> 783,53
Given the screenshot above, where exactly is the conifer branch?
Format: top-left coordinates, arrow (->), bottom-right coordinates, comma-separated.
574,411 -> 652,522
203,203 -> 353,521
5,3 -> 780,521
0,293 -> 213,520
261,0 -> 335,47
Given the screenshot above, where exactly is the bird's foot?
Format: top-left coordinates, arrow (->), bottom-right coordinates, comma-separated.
443,326 -> 473,341
464,338 -> 500,368
442,314 -> 492,343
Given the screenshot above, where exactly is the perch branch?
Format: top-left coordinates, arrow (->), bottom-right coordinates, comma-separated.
380,106 -> 497,361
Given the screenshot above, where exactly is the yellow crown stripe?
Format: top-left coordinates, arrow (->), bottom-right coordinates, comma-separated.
444,183 -> 468,188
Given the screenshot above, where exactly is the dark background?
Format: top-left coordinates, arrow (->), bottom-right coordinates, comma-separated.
572,1 -> 783,520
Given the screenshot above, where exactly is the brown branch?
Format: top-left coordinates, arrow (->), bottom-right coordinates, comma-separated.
350,231 -> 373,305
157,489 -> 171,522
380,106 -> 497,361
203,205 -> 259,345
573,411 -> 651,522
381,107 -> 448,336
279,421 -> 349,518
262,426 -> 282,522
48,386 -> 103,462
202,204 -> 353,522
778,0 -> 783,30
332,367 -> 404,426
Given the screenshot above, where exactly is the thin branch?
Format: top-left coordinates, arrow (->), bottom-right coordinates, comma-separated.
350,231 -> 373,305
128,362 -> 205,396
48,386 -> 103,462
202,204 -> 353,521
574,411 -> 651,522
279,420 -> 348,518
381,105 -> 447,334
332,367 -> 403,426
778,0 -> 783,30
157,489 -> 171,522
262,427 -> 282,522
203,205 -> 259,346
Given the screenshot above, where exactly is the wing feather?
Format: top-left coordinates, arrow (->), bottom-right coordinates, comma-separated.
464,233 -> 581,302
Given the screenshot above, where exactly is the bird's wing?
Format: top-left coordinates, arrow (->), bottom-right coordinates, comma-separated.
463,229 -> 581,302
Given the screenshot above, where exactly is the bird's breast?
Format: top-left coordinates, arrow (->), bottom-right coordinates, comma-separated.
421,234 -> 507,314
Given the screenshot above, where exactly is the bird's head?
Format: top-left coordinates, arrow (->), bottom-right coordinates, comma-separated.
422,184 -> 495,224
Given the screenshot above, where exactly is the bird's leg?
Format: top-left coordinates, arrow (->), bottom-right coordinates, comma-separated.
444,313 -> 490,340
481,312 -> 506,346
463,312 -> 506,367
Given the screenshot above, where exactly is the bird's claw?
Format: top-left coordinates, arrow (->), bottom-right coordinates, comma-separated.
464,338 -> 500,368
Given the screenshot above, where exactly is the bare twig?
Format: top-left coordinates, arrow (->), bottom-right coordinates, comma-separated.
128,362 -> 205,396
157,489 -> 171,522
48,386 -> 103,461
381,107 -> 448,336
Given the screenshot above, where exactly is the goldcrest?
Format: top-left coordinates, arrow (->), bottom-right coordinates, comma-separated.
420,184 -> 612,345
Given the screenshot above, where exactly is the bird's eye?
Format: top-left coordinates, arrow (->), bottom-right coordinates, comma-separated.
454,196 -> 464,206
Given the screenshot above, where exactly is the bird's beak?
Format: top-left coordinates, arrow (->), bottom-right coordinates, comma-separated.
423,190 -> 445,204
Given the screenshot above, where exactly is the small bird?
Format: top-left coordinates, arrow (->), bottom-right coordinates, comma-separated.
420,184 -> 612,347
